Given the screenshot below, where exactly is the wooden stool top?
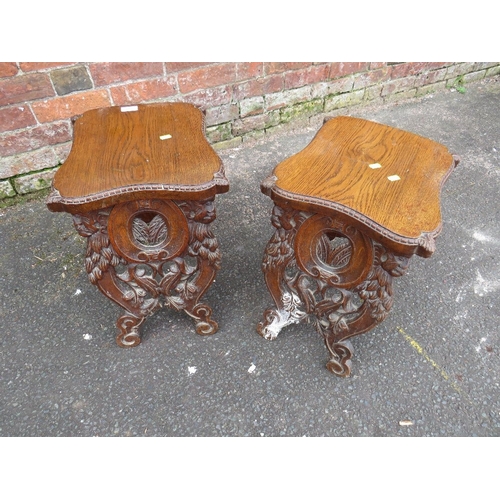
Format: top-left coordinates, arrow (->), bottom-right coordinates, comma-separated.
47,102 -> 229,213
262,116 -> 458,256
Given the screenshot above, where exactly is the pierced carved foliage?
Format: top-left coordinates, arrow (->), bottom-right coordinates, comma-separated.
73,198 -> 221,346
259,203 -> 412,375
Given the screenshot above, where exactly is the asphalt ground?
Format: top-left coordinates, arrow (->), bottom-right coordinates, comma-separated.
1,78 -> 499,447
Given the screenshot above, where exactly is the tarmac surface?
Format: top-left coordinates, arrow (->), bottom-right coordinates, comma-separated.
1,78 -> 499,437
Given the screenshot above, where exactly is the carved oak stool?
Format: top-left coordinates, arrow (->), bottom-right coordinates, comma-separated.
47,103 -> 229,347
258,116 -> 459,376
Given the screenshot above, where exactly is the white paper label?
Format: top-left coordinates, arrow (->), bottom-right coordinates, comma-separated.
121,105 -> 138,112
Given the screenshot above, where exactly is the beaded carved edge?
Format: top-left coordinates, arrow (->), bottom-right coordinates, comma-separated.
47,168 -> 229,209
261,154 -> 459,257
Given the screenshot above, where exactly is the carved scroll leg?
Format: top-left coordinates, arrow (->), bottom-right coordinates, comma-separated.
313,247 -> 411,376
324,336 -> 354,377
181,250 -> 220,336
257,248 -> 307,340
257,250 -> 289,339
172,201 -> 224,336
310,275 -> 396,376
185,302 -> 218,336
258,291 -> 306,340
96,271 -> 158,347
75,208 -> 163,348
116,313 -> 146,347
312,314 -> 355,377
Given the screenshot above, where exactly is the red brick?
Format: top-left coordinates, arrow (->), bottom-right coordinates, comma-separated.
19,62 -> 75,72
425,62 -> 448,71
413,68 -> 449,87
236,62 -> 263,80
381,76 -> 417,96
232,111 -> 280,136
110,77 -> 177,106
0,121 -> 72,157
181,85 -> 232,109
369,62 -> 387,69
177,63 -> 237,93
284,64 -> 330,89
0,105 -> 37,133
266,87 -> 311,111
353,67 -> 391,89
330,62 -> 369,78
389,63 -> 414,78
264,62 -> 311,74
390,62 -> 433,79
0,63 -> 18,78
110,86 -> 130,106
0,147 -> 59,179
311,77 -> 354,98
31,89 -> 111,122
205,103 -> 239,126
233,74 -> 283,100
90,62 -> 164,87
165,62 -> 213,72
0,73 -> 55,106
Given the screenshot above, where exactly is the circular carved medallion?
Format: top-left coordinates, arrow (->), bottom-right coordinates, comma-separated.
108,199 -> 189,263
294,214 -> 373,288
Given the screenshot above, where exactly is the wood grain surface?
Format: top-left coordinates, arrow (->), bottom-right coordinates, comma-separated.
270,116 -> 456,239
51,103 -> 227,207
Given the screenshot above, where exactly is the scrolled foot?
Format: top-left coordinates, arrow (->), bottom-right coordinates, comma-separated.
188,303 -> 218,336
257,308 -> 283,340
325,340 -> 353,377
116,314 -> 145,347
195,319 -> 218,335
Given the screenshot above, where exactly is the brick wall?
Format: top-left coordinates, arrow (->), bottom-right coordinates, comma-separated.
1,61 -> 499,202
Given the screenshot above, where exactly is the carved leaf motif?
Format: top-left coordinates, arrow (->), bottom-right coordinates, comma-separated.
333,317 -> 349,334
132,218 -> 148,244
341,291 -> 359,314
85,229 -> 119,285
101,247 -> 114,261
188,222 -> 221,268
132,215 -> 167,246
263,228 -> 295,271
377,269 -> 390,287
330,241 -> 352,267
90,233 -> 108,253
149,215 -> 168,242
317,236 -> 352,268
165,295 -> 184,310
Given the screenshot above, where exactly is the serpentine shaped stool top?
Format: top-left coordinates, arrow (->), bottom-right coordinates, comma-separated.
258,116 -> 459,376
